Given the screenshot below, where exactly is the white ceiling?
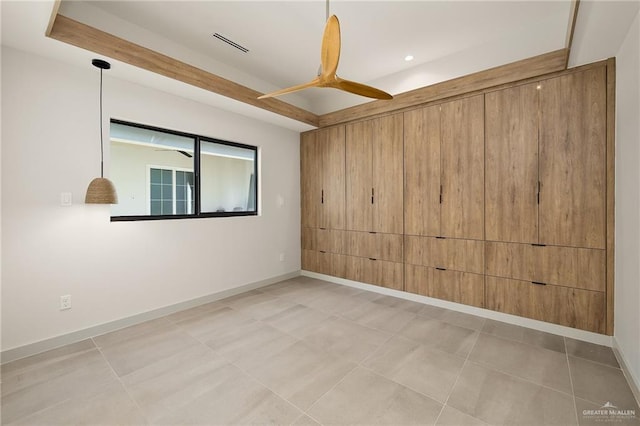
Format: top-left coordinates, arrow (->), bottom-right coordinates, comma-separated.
2,1 -> 639,132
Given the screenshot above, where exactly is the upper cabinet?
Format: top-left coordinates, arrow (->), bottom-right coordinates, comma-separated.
485,67 -> 606,248
346,114 -> 403,234
300,126 -> 346,230
404,95 -> 484,240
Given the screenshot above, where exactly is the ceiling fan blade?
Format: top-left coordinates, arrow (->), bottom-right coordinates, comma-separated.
320,15 -> 341,78
332,78 -> 393,100
258,78 -> 321,99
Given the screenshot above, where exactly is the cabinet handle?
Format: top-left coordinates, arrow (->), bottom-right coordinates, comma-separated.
531,281 -> 546,286
436,267 -> 447,271
321,189 -> 324,204
369,257 -> 377,261
369,231 -> 377,234
319,250 -> 327,254
439,185 -> 443,204
531,243 -> 546,247
371,188 -> 374,204
435,236 -> 446,239
537,181 -> 540,205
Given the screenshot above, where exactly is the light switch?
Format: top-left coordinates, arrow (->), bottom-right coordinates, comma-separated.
60,192 -> 72,206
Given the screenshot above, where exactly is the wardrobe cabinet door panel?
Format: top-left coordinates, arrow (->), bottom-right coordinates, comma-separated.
404,107 -> 441,237
432,269 -> 484,308
321,126 -> 346,229
301,132 -> 321,228
331,254 -> 348,279
405,264 -> 430,296
373,114 -> 404,234
539,68 -> 607,249
346,121 -> 373,232
485,84 -> 539,243
441,95 -> 485,239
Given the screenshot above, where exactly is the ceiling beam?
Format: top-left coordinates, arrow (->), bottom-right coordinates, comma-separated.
47,14 -> 320,127
318,49 -> 568,127
564,0 -> 581,69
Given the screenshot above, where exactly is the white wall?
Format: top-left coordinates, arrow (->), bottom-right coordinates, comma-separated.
614,8 -> 640,391
0,46 -> 301,351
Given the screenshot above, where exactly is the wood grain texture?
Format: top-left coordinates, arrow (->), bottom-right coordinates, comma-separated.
485,242 -> 605,292
605,58 -> 615,336
404,264 -> 429,296
564,0 -> 581,69
373,114 -> 404,234
346,256 -> 403,290
331,254 -> 348,279
405,236 -> 484,274
432,269 -> 485,308
485,83 -> 539,243
441,95 -> 485,239
344,231 -> 403,262
48,14 -> 319,126
539,66 -> 607,249
300,132 -> 321,228
345,120 -> 373,232
319,49 -> 567,127
320,126 -> 346,229
404,106 -> 441,237
486,276 -> 605,334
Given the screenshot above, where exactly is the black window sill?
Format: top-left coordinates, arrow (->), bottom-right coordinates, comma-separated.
110,211 -> 258,222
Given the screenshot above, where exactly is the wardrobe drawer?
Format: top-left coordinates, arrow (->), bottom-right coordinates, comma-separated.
485,242 -> 605,291
485,276 -> 605,333
302,228 -> 345,253
302,249 -> 332,275
405,264 -> 484,308
405,235 -> 484,274
344,231 -> 403,262
345,255 -> 403,290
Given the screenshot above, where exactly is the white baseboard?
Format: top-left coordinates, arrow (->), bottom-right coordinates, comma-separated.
302,270 -> 613,347
612,338 -> 640,406
0,271 -> 300,364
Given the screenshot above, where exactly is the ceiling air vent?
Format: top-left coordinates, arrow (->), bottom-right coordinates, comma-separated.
212,33 -> 249,53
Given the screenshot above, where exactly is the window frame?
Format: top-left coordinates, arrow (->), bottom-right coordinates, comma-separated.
110,119 -> 259,222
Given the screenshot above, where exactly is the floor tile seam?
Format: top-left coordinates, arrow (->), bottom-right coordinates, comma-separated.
478,330 -> 567,356
302,363 -> 361,418
0,346 -> 101,386
221,357 -> 307,420
565,336 -> 581,426
92,317 -> 182,350
92,338 -> 152,425
435,329 -> 482,424
566,353 -> 624,371
1,394 -> 76,425
356,324 -> 398,367
463,357 -> 576,399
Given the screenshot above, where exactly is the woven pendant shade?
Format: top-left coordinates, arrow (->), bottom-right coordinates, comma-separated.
85,177 -> 118,204
85,58 -> 118,204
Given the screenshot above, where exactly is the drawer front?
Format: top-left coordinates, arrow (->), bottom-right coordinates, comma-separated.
346,256 -> 403,290
405,235 -> 484,274
486,276 -> 605,333
486,242 -> 605,291
302,228 -> 345,253
404,264 -> 484,308
345,231 -> 403,262
302,227 -> 314,251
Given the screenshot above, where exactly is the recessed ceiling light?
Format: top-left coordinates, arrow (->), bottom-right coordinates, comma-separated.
404,55 -> 414,62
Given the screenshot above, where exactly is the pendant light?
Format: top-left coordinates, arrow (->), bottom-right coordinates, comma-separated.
85,59 -> 118,204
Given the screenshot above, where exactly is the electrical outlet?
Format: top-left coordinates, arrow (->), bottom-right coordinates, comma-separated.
60,295 -> 71,311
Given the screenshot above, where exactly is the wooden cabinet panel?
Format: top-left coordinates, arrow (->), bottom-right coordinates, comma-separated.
302,249 -> 332,275
320,126 -> 346,229
405,236 -> 483,274
404,264 -> 483,307
373,114 -> 404,234
301,227 -> 314,251
539,67 -> 607,249
345,231 -> 403,262
346,121 -> 373,232
301,132 -> 321,228
485,84 -> 539,243
486,276 -> 605,333
346,256 -> 403,290
486,242 -> 605,292
331,254 -> 348,279
404,106 -> 441,237
441,95 -> 485,239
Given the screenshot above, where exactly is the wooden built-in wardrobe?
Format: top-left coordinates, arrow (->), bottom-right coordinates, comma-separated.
301,59 -> 614,335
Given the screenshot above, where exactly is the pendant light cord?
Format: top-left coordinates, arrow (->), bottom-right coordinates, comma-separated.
326,0 -> 329,20
99,67 -> 104,178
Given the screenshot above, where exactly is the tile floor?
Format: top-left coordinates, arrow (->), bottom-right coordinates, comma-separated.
1,276 -> 639,425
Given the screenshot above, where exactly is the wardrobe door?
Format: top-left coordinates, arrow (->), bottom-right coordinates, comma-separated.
440,95 -> 485,239
485,84 -> 539,243
373,114 -> 404,234
346,120 -> 373,232
300,132 -> 321,228
320,126 -> 346,230
404,106 -> 441,237
539,68 -> 607,249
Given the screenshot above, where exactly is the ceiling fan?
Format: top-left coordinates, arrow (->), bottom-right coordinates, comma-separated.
258,3 -> 393,101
